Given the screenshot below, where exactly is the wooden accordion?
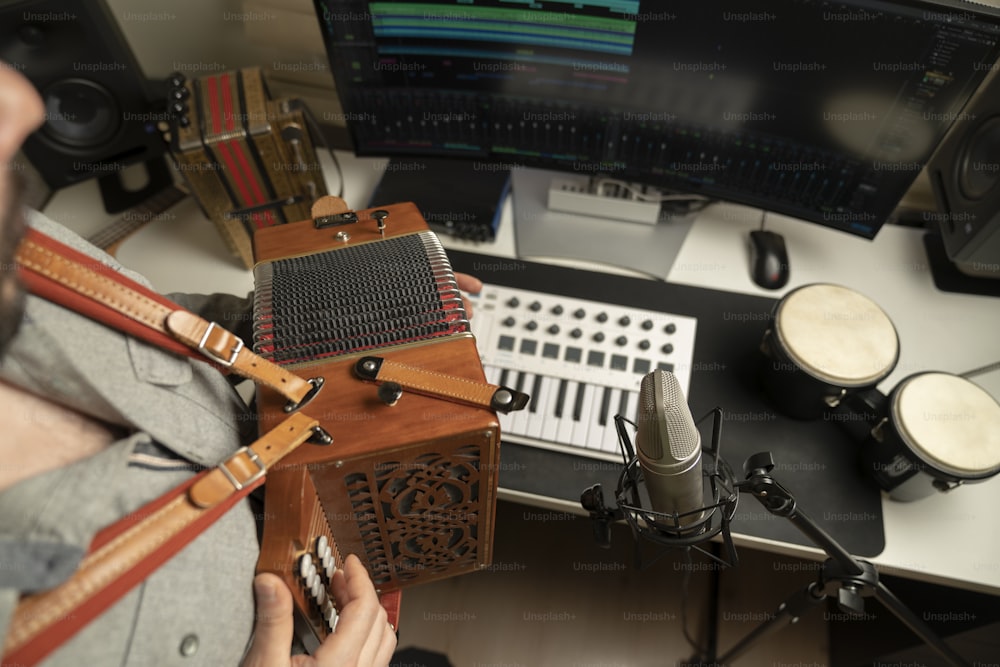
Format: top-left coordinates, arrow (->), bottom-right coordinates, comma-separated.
251,199 -> 524,649
164,67 -> 326,268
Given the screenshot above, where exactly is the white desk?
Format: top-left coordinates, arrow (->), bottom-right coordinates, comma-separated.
44,150 -> 1000,598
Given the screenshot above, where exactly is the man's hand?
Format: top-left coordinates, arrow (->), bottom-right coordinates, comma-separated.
242,554 -> 397,667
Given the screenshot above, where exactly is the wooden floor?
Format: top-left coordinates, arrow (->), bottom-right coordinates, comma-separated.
395,499 -> 831,667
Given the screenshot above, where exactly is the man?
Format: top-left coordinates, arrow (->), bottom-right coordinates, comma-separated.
0,63 -> 400,666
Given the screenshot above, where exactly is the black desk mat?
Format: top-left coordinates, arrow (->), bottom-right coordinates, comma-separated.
447,251 -> 886,558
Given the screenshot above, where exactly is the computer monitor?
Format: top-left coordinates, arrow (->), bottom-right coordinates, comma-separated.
313,0 -> 1000,241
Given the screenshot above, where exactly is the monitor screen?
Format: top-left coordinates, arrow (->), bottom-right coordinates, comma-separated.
313,0 -> 1000,238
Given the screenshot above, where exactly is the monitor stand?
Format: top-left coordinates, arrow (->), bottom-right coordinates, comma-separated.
510,167 -> 697,281
922,232 -> 1000,298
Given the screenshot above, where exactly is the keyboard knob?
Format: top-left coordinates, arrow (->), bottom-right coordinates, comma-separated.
596,312 -> 608,323
664,323 -> 677,334
615,336 -> 628,346
593,332 -> 605,343
529,301 -> 542,312
662,343 -> 674,354
502,317 -> 516,327
641,319 -> 654,330
526,321 -> 538,331
551,305 -> 564,315
639,339 -> 651,350
570,328 -> 583,339
548,324 -> 560,335
506,297 -> 520,308
573,308 -> 586,319
618,316 -> 631,327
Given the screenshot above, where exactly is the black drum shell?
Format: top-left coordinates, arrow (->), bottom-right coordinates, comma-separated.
861,372 -> 1000,501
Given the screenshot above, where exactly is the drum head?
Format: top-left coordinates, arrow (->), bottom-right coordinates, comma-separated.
893,372 -> 1000,477
775,284 -> 899,386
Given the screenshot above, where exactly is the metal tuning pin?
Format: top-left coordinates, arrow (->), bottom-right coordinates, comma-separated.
371,209 -> 389,238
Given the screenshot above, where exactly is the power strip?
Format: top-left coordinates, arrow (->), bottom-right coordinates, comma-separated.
546,175 -> 663,225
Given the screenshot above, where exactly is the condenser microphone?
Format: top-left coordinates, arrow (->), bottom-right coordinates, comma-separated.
635,369 -> 705,534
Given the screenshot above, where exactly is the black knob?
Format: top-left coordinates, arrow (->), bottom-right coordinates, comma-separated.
661,343 -> 674,354
573,308 -> 586,319
551,305 -> 564,315
570,328 -> 583,339
641,319 -> 653,330
664,323 -> 677,334
547,324 -> 560,335
525,321 -> 538,331
506,297 -> 520,308
529,301 -> 542,312
615,336 -> 628,346
593,332 -> 605,343
596,312 -> 608,323
618,316 -> 631,327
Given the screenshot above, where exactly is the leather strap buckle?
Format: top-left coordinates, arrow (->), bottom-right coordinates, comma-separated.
198,321 -> 244,367
219,446 -> 266,491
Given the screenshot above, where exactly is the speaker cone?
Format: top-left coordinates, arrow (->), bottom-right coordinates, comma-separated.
41,78 -> 121,148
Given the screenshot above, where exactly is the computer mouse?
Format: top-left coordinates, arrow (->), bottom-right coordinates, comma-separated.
748,230 -> 790,289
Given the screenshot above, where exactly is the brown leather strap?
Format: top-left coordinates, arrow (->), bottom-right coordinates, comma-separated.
353,356 -> 529,413
2,413 -> 323,667
15,229 -> 319,409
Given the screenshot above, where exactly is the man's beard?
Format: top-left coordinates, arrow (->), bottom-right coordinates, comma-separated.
0,172 -> 28,360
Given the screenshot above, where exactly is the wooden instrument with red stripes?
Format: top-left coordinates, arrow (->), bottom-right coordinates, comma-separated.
251,197 -> 527,651
163,67 -> 326,267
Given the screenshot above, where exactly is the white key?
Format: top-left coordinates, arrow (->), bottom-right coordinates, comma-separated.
508,372 -> 532,434
585,385 -> 610,451
573,383 -> 598,449
539,377 -> 561,443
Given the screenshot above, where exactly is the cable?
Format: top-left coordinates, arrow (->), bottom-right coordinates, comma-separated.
297,101 -> 345,199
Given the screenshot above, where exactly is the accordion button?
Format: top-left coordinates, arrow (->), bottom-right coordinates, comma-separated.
311,578 -> 323,599
298,554 -> 314,579
324,556 -> 337,580
316,535 -> 329,558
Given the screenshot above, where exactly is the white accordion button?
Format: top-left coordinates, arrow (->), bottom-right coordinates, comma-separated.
322,553 -> 336,579
298,553 -> 313,580
316,535 -> 329,559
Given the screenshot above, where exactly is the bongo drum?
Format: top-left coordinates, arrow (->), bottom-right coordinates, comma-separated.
864,372 -> 1000,501
760,283 -> 900,419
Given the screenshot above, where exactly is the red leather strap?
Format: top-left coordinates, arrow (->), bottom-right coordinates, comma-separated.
1,413 -> 320,667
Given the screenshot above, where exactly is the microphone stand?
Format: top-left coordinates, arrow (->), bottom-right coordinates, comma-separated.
695,451 -> 970,667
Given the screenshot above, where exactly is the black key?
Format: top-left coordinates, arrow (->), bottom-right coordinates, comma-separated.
499,368 -> 510,387
618,390 -> 630,421
515,372 -> 526,393
530,375 -> 543,413
554,379 -> 568,418
599,386 -> 613,426
573,382 -> 586,421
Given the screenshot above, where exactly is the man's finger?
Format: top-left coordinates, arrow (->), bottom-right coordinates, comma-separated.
241,573 -> 296,667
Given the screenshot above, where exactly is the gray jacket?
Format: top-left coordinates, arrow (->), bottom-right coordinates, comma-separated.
1,210 -> 260,666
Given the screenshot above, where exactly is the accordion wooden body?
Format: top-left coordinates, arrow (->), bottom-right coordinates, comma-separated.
165,67 -> 326,267
251,200 -> 504,648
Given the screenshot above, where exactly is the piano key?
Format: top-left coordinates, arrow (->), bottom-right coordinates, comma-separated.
524,375 -> 553,439
540,377 -> 562,443
553,378 -> 568,419
556,381 -> 580,446
529,374 -> 543,414
575,383 -> 601,450
509,372 -> 532,433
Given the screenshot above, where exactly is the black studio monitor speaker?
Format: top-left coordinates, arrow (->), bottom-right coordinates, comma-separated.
0,0 -> 171,212
925,61 -> 1000,290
